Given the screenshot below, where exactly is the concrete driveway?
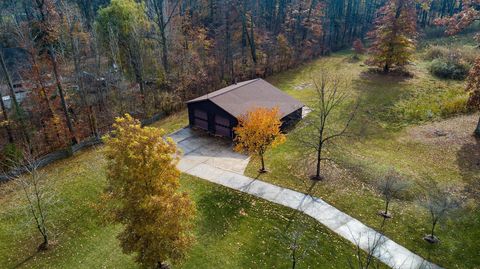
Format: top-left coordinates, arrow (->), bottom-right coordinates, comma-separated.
168,127 -> 440,269
169,128 -> 250,174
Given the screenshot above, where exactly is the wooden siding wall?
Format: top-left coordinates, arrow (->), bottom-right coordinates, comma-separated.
188,101 -> 303,138
280,107 -> 303,131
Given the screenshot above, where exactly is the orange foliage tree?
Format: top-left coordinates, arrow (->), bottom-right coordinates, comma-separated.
352,38 -> 365,55
367,0 -> 417,73
434,0 -> 480,36
233,107 -> 286,173
466,58 -> 480,137
434,0 -> 480,136
103,114 -> 196,268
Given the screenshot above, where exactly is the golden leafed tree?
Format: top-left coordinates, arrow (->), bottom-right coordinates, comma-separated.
103,114 -> 195,268
233,107 -> 286,173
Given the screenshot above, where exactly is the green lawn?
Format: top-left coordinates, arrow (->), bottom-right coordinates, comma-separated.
0,115 -> 377,268
244,49 -> 480,268
150,109 -> 189,134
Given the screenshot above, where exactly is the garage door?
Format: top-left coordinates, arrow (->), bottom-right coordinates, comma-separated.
214,115 -> 232,137
193,109 -> 208,130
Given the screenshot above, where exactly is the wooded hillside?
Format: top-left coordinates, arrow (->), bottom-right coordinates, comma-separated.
0,0 -> 476,160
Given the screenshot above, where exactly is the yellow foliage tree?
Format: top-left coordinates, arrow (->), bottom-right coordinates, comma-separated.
103,114 -> 195,268
233,107 -> 286,173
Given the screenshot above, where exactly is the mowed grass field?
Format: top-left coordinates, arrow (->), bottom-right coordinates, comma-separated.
0,113 -> 377,269
244,43 -> 480,267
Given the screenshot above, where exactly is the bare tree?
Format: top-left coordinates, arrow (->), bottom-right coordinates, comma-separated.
3,153 -> 56,251
275,221 -> 319,269
59,0 -> 99,138
145,0 -> 180,75
30,0 -> 79,144
294,70 -> 358,180
126,25 -> 149,114
348,218 -> 432,269
348,211 -> 390,269
349,231 -> 385,269
376,169 -> 410,218
420,184 -> 460,244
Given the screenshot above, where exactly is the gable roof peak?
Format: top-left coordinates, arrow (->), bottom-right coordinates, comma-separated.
187,79 -> 304,119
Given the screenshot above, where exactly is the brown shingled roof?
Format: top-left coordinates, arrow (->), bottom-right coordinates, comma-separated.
187,79 -> 304,118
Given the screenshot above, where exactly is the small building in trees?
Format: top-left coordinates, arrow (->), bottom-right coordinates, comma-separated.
0,47 -> 32,97
187,79 -> 304,138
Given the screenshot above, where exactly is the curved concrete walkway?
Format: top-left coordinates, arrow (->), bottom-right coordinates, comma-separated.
171,128 -> 441,269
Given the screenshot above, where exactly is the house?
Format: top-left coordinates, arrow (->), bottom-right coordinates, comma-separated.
2,91 -> 28,109
0,47 -> 32,97
186,78 -> 304,138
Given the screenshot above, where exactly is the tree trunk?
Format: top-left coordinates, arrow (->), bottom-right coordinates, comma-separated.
291,247 -> 296,269
0,48 -> 16,143
0,47 -> 20,112
383,63 -> 389,73
384,200 -> 389,215
49,45 -> 78,144
160,29 -> 169,74
37,232 -> 49,251
0,91 -> 13,143
431,220 -> 437,238
475,115 -> 480,138
260,153 -> 266,172
247,16 -> 257,64
314,140 -> 323,180
127,45 -> 147,114
70,27 -> 99,139
154,0 -> 169,75
316,148 -> 321,179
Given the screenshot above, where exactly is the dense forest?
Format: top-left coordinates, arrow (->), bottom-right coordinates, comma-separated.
0,0 -> 476,160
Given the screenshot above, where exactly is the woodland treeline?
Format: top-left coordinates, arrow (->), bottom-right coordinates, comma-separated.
0,0 -> 474,163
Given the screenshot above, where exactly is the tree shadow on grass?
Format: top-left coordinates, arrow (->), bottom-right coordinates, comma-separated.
456,136 -> 480,200
196,187 -> 251,238
12,254 -> 35,269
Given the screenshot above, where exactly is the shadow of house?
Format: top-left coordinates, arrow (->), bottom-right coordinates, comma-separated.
456,136 -> 480,200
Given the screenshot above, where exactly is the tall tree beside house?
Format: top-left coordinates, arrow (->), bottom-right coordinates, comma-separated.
96,0 -> 151,112
103,114 -> 196,268
59,1 -> 100,138
7,7 -> 70,152
233,107 -> 286,173
466,57 -> 480,137
30,0 -> 79,144
145,0 -> 180,75
367,0 -> 417,73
